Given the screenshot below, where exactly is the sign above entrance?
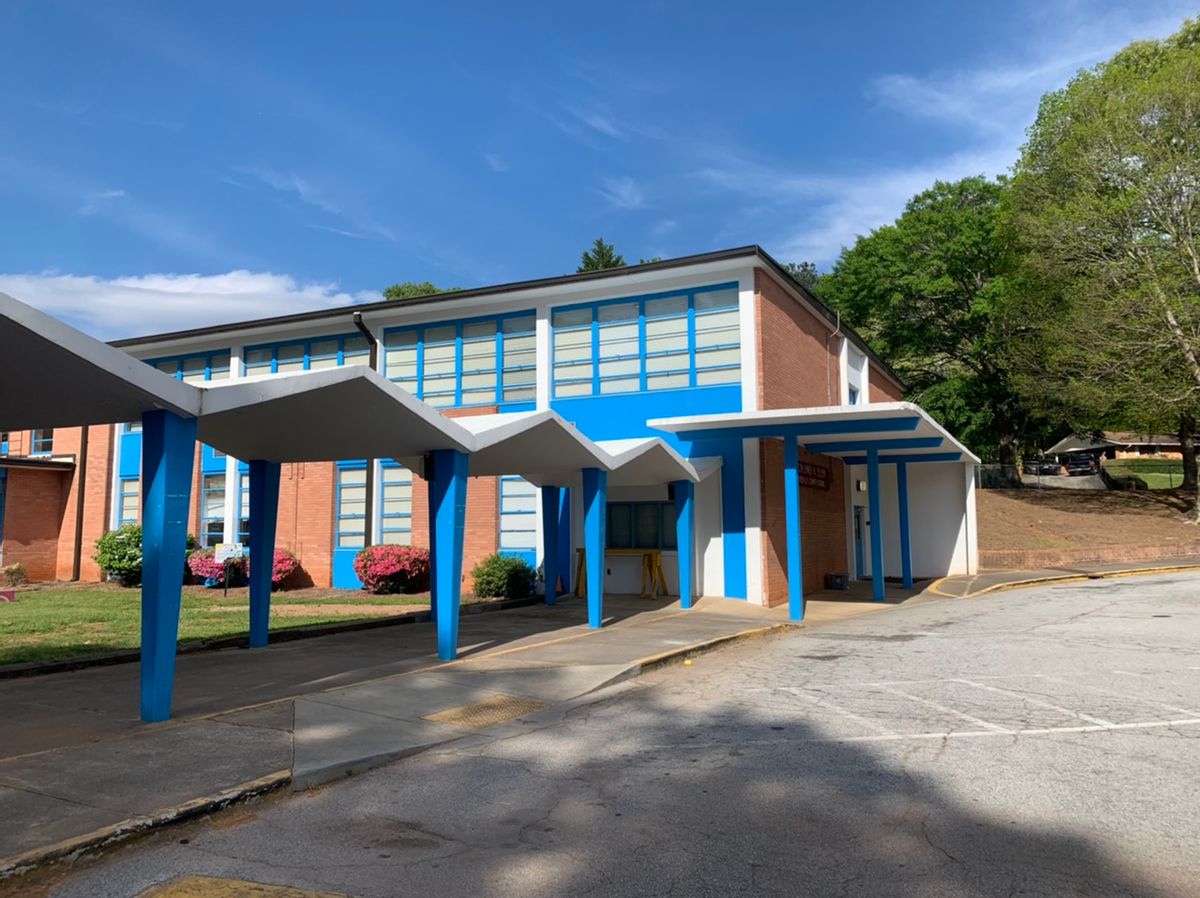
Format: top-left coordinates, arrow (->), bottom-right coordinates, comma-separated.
800,461 -> 831,491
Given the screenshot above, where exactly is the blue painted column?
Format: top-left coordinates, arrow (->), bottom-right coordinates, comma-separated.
897,461 -> 913,590
428,449 -> 468,660
139,409 -> 197,723
867,448 -> 886,602
783,438 -> 805,621
673,479 -> 695,610
581,468 -> 607,628
540,485 -> 560,605
247,459 -> 282,648
556,488 -> 572,594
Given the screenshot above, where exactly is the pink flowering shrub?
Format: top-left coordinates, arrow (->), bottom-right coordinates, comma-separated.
354,545 -> 431,594
187,549 -> 246,587
246,548 -> 302,588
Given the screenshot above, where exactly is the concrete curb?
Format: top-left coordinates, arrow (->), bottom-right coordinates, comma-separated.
0,595 -> 541,680
926,562 -> 1200,600
0,770 -> 290,881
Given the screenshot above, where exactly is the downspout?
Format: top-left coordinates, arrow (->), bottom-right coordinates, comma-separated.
71,425 -> 89,580
827,310 -> 842,406
353,312 -> 379,545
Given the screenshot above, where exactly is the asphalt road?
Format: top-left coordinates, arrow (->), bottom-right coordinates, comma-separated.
29,573 -> 1200,898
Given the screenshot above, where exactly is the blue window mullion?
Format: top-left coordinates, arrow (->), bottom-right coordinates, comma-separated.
687,292 -> 698,387
337,337 -> 345,366
637,299 -> 648,392
454,325 -> 464,406
494,325 -> 504,404
416,328 -> 426,400
590,308 -> 600,394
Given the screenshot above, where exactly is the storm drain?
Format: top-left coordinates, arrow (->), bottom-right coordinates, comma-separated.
423,694 -> 549,729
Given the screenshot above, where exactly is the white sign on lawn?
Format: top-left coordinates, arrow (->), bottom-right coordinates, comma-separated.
214,543 -> 245,562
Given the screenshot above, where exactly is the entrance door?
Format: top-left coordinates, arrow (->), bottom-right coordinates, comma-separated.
853,505 -> 866,579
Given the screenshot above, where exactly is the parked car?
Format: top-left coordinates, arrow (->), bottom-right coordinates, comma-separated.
1066,456 -> 1099,476
1022,458 -> 1062,476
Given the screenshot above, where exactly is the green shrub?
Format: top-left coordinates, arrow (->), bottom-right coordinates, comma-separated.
94,525 -> 198,587
471,553 -> 537,599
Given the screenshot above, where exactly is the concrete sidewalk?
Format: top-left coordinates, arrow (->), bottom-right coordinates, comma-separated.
927,555 -> 1200,598
0,593 -> 888,877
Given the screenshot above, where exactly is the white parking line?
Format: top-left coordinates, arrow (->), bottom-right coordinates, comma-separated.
951,678 -> 1116,727
1038,674 -> 1200,717
777,687 -> 896,735
803,718 -> 1200,744
870,684 -> 1013,733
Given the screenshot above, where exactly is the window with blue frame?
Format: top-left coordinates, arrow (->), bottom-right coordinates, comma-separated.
606,502 -> 678,550
118,477 -> 140,526
551,284 -> 740,398
31,429 -> 53,455
379,463 -> 413,545
848,386 -> 859,405
499,476 -> 537,559
243,334 -> 370,376
336,465 -> 368,549
382,313 -> 536,408
1,431 -> 8,455
152,350 -> 231,382
200,474 -> 226,547
237,471 -> 250,544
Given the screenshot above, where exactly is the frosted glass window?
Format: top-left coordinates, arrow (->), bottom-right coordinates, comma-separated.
499,477 -> 537,551
244,348 -> 273,371
276,344 -> 305,373
119,478 -> 140,525
342,335 -> 370,366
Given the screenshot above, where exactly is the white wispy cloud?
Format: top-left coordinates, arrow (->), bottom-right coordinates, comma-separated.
0,271 -> 381,341
694,1 -> 1196,265
565,106 -> 627,140
484,153 -> 509,172
235,166 -> 399,242
78,188 -> 127,216
597,176 -> 645,210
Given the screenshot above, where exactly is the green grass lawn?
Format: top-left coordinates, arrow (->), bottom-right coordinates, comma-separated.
0,584 -> 476,667
1103,458 -> 1185,490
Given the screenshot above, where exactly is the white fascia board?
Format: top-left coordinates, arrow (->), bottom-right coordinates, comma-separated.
736,266 -> 759,413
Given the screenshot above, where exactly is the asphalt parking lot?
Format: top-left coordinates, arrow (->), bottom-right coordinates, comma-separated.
23,572 -> 1200,898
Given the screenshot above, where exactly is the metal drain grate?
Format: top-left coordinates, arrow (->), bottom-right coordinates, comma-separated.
423,694 -> 549,729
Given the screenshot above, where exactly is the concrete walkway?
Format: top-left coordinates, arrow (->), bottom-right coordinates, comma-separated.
0,593 -> 887,876
928,555 -> 1200,598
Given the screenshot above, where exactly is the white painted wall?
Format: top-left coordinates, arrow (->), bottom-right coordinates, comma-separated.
846,460 -> 974,579
696,468 -> 724,597
742,437 -> 764,605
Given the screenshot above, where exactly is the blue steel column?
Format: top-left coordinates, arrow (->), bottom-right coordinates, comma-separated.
139,409 -> 197,723
897,461 -> 913,590
581,468 -> 607,628
540,485 -> 560,605
867,447 -> 886,602
248,459 -> 282,648
783,438 -> 805,621
556,488 -> 572,594
428,449 -> 468,660
672,479 -> 695,610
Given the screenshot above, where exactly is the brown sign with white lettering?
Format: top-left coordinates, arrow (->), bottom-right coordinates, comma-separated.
800,461 -> 831,491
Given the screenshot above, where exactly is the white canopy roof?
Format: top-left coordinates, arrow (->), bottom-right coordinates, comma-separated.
596,438 -> 717,487
649,402 -> 980,465
0,290 -> 201,430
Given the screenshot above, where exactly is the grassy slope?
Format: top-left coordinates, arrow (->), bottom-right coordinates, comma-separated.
0,585 -> 452,667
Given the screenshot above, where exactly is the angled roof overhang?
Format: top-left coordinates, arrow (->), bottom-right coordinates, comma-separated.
197,367 -> 474,465
0,291 -> 201,430
596,438 -> 713,487
453,411 -> 613,487
649,402 -> 980,465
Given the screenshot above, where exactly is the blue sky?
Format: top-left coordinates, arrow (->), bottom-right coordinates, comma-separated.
1,0 -> 1195,338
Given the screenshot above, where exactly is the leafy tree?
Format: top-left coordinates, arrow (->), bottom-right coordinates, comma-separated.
783,261 -> 820,290
1006,18 -> 1200,503
638,256 -> 664,264
578,238 -> 625,272
383,281 -> 454,301
818,176 -> 1038,464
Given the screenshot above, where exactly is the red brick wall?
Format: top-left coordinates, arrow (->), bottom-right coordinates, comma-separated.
754,270 -> 849,602
869,363 -> 905,403
755,269 -> 841,410
759,441 -> 848,605
52,425 -> 115,580
276,462 -> 336,588
2,467 -> 70,581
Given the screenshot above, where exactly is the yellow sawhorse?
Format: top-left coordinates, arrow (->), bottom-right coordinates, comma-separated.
574,547 -> 669,599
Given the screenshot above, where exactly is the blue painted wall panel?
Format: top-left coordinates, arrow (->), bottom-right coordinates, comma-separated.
550,384 -> 740,448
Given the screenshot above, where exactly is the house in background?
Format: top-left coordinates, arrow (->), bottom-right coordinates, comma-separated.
0,246 -> 979,603
1046,431 -> 1191,462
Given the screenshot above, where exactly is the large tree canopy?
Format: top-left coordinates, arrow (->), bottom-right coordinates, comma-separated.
818,176 -> 1035,463
383,281 -> 453,301
1006,18 -> 1200,495
578,238 -> 625,272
